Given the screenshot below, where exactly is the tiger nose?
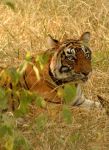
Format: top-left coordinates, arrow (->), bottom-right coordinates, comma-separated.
81,67 -> 92,76
82,68 -> 92,76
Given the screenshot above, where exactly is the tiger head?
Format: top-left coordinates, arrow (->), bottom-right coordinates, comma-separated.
48,32 -> 92,85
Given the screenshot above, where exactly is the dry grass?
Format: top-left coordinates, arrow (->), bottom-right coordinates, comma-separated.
0,0 -> 109,149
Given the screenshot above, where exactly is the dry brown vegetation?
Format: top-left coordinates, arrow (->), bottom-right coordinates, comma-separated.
0,0 -> 109,150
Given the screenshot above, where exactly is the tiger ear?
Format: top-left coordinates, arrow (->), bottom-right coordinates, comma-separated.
47,34 -> 59,48
80,32 -> 90,44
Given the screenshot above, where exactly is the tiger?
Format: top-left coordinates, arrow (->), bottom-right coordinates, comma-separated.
19,32 -> 102,109
0,32 -> 102,112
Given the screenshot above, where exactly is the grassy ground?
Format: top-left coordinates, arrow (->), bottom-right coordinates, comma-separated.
0,0 -> 109,150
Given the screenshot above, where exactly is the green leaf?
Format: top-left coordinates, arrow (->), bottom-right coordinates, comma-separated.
35,53 -> 49,70
35,114 -> 48,131
0,125 -> 13,137
0,87 -> 8,110
15,90 -> 37,117
13,134 -> 31,150
63,84 -> 76,104
1,113 -> 16,128
57,87 -> 64,98
5,135 -> 14,150
35,95 -> 46,108
25,51 -> 32,62
62,105 -> 72,124
17,61 -> 28,75
7,68 -> 20,85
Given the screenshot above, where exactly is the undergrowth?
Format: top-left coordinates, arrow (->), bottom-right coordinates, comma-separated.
0,0 -> 109,150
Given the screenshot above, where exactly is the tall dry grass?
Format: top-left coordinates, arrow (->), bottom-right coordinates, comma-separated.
0,0 -> 109,149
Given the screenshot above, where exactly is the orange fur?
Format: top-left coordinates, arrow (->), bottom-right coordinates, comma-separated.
20,60 -> 62,103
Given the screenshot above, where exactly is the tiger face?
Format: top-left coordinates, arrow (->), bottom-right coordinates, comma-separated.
48,32 -> 92,85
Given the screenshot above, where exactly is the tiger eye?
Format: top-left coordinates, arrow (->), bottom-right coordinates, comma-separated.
60,66 -> 71,73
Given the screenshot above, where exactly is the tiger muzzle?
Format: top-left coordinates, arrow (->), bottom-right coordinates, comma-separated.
81,70 -> 92,82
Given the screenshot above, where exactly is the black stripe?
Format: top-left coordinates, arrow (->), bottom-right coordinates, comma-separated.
49,67 -> 70,85
49,69 -> 62,85
23,72 -> 29,90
